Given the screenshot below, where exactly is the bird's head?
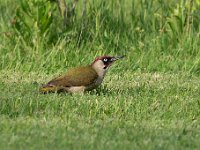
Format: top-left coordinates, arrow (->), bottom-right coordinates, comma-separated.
91,55 -> 125,77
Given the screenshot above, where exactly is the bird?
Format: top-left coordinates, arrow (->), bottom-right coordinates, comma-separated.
39,55 -> 124,94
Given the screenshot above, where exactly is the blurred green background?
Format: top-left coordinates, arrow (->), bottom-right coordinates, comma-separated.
1,0 -> 199,74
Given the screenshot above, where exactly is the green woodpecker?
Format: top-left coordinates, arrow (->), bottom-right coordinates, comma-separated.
40,55 -> 124,93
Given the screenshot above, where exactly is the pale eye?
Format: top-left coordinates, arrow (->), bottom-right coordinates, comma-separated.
103,58 -> 108,62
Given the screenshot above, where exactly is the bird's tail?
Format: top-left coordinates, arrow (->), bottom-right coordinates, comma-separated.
39,84 -> 60,94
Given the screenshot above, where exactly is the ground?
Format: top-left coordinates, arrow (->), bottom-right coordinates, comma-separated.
0,70 -> 200,150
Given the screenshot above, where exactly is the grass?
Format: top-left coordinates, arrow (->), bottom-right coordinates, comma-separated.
0,71 -> 200,149
0,0 -> 200,149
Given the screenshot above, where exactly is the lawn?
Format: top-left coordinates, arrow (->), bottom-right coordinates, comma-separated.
0,0 -> 200,149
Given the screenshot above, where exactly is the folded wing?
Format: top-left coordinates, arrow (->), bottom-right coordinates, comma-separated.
40,66 -> 98,93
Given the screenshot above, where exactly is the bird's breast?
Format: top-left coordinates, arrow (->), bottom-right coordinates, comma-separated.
86,76 -> 104,90
95,76 -> 104,85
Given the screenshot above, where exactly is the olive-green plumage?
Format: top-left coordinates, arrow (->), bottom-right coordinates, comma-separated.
40,66 -> 98,93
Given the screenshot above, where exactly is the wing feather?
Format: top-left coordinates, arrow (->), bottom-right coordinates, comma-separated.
47,66 -> 98,87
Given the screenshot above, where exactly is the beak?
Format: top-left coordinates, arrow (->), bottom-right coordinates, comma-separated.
111,55 -> 125,61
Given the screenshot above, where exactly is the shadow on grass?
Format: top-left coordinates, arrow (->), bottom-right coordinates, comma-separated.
36,84 -> 116,96
87,85 -> 114,96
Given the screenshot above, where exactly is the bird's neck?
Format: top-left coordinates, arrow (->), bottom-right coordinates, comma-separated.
91,61 -> 108,78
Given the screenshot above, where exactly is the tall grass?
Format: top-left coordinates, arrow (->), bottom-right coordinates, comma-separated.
0,0 -> 200,74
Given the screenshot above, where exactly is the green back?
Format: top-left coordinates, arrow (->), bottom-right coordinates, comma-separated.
48,66 -> 98,87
